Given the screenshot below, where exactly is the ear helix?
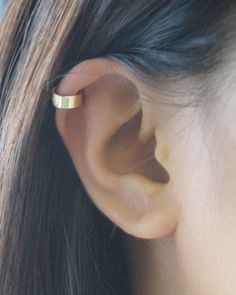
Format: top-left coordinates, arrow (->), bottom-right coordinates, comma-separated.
51,87 -> 149,109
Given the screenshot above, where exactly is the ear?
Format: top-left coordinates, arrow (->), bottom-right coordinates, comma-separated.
54,57 -> 179,239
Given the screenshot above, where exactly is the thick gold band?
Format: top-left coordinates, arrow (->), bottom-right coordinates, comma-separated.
52,87 -> 83,109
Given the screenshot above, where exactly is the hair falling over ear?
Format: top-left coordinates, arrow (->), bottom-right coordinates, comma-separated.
0,0 -> 235,294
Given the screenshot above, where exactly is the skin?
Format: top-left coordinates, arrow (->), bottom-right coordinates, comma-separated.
126,98 -> 236,295
54,53 -> 236,294
125,62 -> 236,294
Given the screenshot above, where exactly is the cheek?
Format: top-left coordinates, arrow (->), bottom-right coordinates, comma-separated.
214,125 -> 236,216
213,101 -> 236,210
170,125 -> 236,292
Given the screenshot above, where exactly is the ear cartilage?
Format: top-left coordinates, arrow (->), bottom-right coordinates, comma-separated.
139,92 -> 149,101
51,87 -> 83,109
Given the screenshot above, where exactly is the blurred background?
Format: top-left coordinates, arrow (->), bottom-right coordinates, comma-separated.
0,0 -> 6,18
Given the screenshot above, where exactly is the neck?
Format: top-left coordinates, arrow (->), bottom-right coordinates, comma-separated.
124,215 -> 236,295
124,234 -> 183,295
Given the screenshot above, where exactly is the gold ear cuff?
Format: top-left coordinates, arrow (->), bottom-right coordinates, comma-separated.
51,87 -> 148,110
51,87 -> 83,109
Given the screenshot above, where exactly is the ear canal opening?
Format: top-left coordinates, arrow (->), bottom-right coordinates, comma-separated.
123,136 -> 170,183
105,109 -> 170,183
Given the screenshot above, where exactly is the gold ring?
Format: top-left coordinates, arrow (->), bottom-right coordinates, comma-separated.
51,87 -> 83,109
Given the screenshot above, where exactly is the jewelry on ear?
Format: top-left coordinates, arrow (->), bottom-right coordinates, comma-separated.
51,87 -> 149,110
51,87 -> 83,109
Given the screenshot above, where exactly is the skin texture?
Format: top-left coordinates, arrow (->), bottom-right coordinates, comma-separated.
126,82 -> 236,294
54,56 -> 236,294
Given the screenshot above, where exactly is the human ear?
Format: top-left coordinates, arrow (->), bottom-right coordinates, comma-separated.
54,57 -> 179,239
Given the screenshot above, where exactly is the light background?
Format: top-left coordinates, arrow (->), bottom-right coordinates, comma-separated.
0,0 -> 6,18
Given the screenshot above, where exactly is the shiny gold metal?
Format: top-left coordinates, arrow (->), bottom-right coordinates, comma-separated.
51,87 -> 83,109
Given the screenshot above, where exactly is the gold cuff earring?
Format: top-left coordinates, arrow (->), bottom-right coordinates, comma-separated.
51,87 -> 148,110
51,87 -> 83,109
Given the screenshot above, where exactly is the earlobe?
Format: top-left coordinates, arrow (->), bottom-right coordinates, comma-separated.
54,58 -> 179,240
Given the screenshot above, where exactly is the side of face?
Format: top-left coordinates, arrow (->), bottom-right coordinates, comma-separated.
54,56 -> 236,291
168,74 -> 236,292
